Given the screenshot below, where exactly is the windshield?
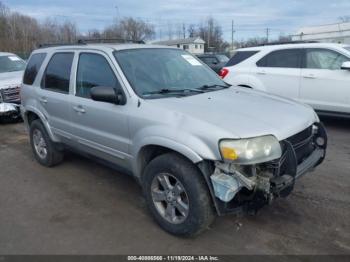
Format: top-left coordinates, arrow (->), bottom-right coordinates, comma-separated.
0,55 -> 26,73
114,48 -> 227,98
217,55 -> 229,63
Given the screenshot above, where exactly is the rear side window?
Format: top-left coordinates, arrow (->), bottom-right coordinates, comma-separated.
41,53 -> 74,93
23,53 -> 46,85
257,49 -> 302,68
226,51 -> 259,66
76,53 -> 119,98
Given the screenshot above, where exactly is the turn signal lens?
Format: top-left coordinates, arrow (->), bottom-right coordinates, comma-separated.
220,147 -> 238,160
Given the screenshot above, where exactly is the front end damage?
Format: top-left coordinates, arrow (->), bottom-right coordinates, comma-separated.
202,122 -> 327,215
0,86 -> 21,120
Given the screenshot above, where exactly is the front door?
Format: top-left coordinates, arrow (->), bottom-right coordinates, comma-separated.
69,51 -> 130,168
253,48 -> 303,99
299,48 -> 350,114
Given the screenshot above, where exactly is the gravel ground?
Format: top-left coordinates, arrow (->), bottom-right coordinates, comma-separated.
0,117 -> 349,255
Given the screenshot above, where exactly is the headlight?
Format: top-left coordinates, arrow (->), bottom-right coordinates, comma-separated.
219,135 -> 282,164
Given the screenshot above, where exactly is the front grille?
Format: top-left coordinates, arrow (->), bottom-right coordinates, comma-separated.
0,86 -> 21,103
285,126 -> 315,164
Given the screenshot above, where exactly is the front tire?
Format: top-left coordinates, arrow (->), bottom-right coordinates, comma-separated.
29,120 -> 64,167
143,153 -> 215,237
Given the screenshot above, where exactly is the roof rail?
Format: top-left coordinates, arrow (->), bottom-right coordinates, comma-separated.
256,40 -> 319,47
77,38 -> 145,44
38,42 -> 86,49
38,38 -> 145,49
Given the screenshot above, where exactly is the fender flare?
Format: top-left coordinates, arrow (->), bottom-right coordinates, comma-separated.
22,106 -> 60,142
132,135 -> 219,178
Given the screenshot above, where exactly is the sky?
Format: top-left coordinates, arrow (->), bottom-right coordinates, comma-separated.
3,0 -> 350,41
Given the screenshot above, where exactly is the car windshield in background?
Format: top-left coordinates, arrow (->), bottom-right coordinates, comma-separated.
114,48 -> 227,98
217,55 -> 229,63
0,55 -> 26,73
344,46 -> 350,52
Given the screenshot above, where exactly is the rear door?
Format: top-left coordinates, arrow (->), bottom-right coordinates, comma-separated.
36,52 -> 74,141
299,48 -> 350,114
69,51 -> 130,168
253,49 -> 303,99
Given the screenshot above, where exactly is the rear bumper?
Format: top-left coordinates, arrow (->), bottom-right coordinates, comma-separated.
0,102 -> 21,117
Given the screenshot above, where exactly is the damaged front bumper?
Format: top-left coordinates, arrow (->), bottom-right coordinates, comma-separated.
207,122 -> 327,215
0,102 -> 21,118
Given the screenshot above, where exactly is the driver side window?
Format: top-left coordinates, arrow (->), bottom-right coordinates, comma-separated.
76,53 -> 119,98
306,49 -> 349,70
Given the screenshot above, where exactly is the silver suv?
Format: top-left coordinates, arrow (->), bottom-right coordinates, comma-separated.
21,42 -> 327,236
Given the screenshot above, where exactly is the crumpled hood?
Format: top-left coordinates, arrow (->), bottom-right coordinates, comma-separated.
150,87 -> 318,141
0,71 -> 23,90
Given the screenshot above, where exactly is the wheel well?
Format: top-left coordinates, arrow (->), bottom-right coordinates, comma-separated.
138,145 -> 173,176
26,111 -> 39,125
238,84 -> 252,89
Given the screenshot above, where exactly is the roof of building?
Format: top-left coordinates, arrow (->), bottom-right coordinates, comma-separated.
152,37 -> 205,46
296,22 -> 350,35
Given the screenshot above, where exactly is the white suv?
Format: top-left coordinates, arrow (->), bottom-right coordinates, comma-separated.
221,43 -> 350,117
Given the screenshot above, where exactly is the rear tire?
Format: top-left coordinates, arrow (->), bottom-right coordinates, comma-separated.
29,119 -> 64,167
143,153 -> 215,237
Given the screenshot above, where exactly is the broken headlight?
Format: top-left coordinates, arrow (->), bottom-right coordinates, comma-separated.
219,135 -> 282,165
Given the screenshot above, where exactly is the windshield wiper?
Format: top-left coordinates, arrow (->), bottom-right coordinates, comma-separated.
143,88 -> 204,96
197,84 -> 231,90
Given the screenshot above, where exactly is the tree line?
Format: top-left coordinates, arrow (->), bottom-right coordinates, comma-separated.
0,1 -> 293,57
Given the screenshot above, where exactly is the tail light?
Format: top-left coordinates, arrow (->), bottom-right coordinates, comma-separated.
219,68 -> 229,79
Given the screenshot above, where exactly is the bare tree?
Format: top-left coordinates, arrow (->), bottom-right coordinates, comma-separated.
338,16 -> 350,23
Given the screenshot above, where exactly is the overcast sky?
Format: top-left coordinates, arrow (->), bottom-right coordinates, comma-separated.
3,0 -> 350,41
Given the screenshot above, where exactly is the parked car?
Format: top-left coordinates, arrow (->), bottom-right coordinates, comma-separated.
21,42 -> 327,236
220,43 -> 350,118
0,52 -> 26,120
197,54 -> 229,74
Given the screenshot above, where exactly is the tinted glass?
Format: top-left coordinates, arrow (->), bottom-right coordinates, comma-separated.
76,53 -> 119,98
114,49 -> 226,98
41,53 -> 74,93
23,53 -> 46,85
226,51 -> 259,66
200,57 -> 218,65
0,55 -> 26,73
306,49 -> 349,70
257,49 -> 302,68
216,55 -> 229,63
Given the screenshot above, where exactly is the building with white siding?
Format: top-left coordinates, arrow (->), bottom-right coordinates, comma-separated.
292,22 -> 350,44
152,37 -> 206,54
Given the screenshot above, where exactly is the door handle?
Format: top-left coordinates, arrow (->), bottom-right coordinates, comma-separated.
257,70 -> 266,75
39,97 -> 48,104
303,74 -> 316,79
73,105 -> 86,114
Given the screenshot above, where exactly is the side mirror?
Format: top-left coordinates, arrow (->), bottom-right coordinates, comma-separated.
341,61 -> 350,70
212,61 -> 218,65
90,86 -> 125,105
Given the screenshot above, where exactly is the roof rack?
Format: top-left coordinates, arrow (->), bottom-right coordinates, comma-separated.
77,38 -> 145,44
256,40 -> 319,47
38,42 -> 86,49
38,38 -> 145,49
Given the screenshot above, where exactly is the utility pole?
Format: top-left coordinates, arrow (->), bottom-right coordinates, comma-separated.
266,28 -> 270,43
207,20 -> 211,52
182,23 -> 186,39
231,20 -> 235,50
